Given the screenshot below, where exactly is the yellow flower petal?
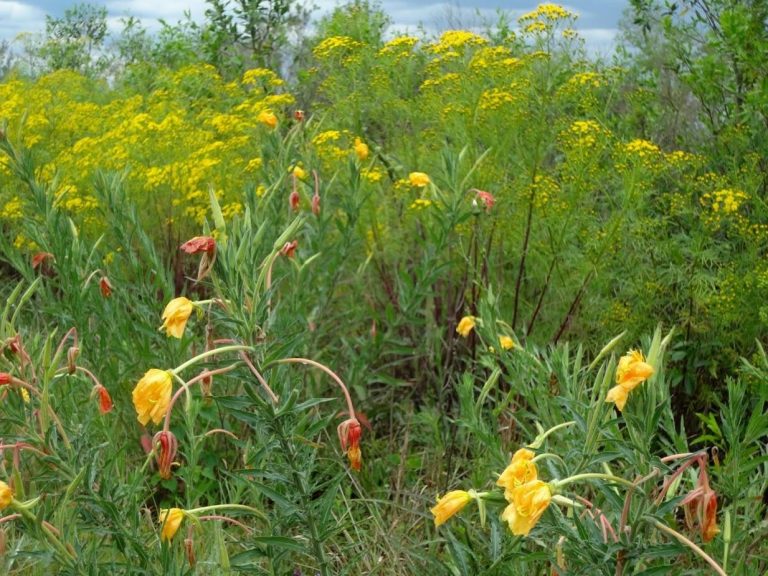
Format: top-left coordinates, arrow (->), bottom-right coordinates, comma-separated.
159,507 -> 185,542
456,316 -> 476,337
0,480 -> 13,510
160,297 -> 194,339
132,369 -> 173,426
431,490 -> 473,527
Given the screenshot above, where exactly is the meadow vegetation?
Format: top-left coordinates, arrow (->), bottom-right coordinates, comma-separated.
0,1 -> 766,574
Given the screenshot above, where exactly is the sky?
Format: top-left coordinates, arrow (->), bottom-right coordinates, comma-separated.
0,1 -> 629,54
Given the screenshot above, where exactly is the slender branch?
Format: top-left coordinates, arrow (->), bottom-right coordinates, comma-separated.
272,357 -> 355,419
646,517 -> 727,576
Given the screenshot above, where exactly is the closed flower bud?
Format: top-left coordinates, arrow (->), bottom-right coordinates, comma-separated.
99,276 -> 113,298
92,384 -> 113,414
289,189 -> 300,212
153,430 -> 178,479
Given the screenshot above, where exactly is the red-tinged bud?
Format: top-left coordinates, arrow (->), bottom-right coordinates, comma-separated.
311,192 -> 320,216
94,384 -> 113,414
180,236 -> 216,256
289,190 -> 300,212
153,430 -> 179,480
473,189 -> 495,212
337,417 -> 363,471
280,240 -> 298,258
31,252 -> 53,269
67,346 -> 79,374
0,373 -> 10,385
184,537 -> 197,567
99,276 -> 113,298
294,109 -> 305,122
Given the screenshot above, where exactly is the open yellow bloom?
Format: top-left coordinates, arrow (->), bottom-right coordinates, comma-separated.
456,316 -> 476,337
409,172 -> 431,187
501,480 -> 551,536
257,109 -> 278,129
159,508 -> 185,542
606,349 -> 654,411
132,369 -> 173,426
431,490 -> 473,527
354,138 -> 369,161
497,448 -> 537,498
0,480 -> 13,510
160,297 -> 194,338
499,336 -> 514,350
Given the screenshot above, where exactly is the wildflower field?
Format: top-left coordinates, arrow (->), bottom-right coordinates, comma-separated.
0,1 -> 767,574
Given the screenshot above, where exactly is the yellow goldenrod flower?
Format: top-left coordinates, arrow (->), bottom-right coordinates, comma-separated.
257,110 -> 278,129
456,316 -> 476,337
497,448 -> 537,498
0,480 -> 13,510
431,490 -> 473,527
605,349 -> 654,411
160,297 -> 194,339
499,336 -> 514,350
501,480 -> 551,536
409,172 -> 431,187
159,507 -> 185,542
132,369 -> 173,426
354,138 -> 369,161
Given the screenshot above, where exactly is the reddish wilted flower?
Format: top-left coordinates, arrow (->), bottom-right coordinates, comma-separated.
280,240 -> 298,259
473,189 -> 496,212
289,189 -> 300,211
153,430 -> 179,480
180,236 -> 216,256
92,384 -> 113,414
0,373 -> 10,385
337,418 -> 363,471
294,109 -> 305,122
99,276 -> 113,298
311,192 -> 320,215
67,346 -> 79,374
682,462 -> 719,542
31,252 -> 53,269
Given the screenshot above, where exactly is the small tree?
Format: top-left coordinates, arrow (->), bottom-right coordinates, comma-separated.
38,3 -> 109,75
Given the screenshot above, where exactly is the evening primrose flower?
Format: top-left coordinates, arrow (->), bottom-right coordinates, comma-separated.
431,490 -> 473,527
497,448 -> 537,498
160,297 -> 194,338
354,138 -> 369,161
605,349 -> 654,411
132,369 -> 173,426
0,480 -> 12,510
159,508 -> 185,542
501,480 -> 551,536
499,335 -> 514,350
456,316 -> 476,337
409,172 -> 431,187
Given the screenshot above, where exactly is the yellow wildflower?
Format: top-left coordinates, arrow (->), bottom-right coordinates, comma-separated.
431,490 -> 473,527
160,297 -> 194,338
0,480 -> 13,510
159,508 -> 185,542
497,448 -> 537,498
499,336 -> 515,350
501,480 -> 551,536
257,109 -> 278,129
409,172 -> 431,187
132,369 -> 173,426
456,316 -> 476,337
354,138 -> 369,161
606,349 -> 654,411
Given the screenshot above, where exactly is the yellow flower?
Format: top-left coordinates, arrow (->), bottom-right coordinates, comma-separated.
0,480 -> 13,510
501,480 -> 551,536
132,369 -> 173,426
456,316 -> 476,337
257,109 -> 278,129
354,138 -> 369,161
409,172 -> 431,187
499,336 -> 514,350
159,508 -> 185,542
431,490 -> 473,527
497,448 -> 537,498
606,349 -> 654,411
160,297 -> 194,338
290,165 -> 307,180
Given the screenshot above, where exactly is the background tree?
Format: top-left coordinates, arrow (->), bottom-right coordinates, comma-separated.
37,3 -> 109,75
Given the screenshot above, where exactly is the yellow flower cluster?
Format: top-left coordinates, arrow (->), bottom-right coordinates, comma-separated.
700,188 -> 749,230
624,138 -> 661,159
519,3 -> 575,22
478,88 -> 517,111
313,36 -> 364,59
560,120 -> 609,149
497,449 -> 552,535
242,67 -> 284,87
378,35 -> 419,56
429,30 -> 487,54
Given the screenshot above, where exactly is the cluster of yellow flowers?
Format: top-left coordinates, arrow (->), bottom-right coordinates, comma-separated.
518,3 -> 575,22
313,36 -> 364,59
428,30 -> 488,54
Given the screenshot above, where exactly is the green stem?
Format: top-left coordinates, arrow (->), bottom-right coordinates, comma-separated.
12,500 -> 76,565
553,472 -> 636,490
645,517 -> 727,576
172,345 -> 252,375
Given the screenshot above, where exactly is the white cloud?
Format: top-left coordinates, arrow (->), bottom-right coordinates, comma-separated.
0,1 -> 46,42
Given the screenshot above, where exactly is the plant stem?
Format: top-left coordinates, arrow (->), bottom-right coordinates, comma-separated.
553,472 -> 636,490
646,517 -> 727,576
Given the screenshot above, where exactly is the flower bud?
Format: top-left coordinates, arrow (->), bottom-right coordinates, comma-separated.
153,430 -> 178,480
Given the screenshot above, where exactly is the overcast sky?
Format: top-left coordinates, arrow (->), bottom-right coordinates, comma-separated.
0,1 -> 629,54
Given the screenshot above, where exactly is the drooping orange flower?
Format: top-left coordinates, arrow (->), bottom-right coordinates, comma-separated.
257,109 -> 278,129
160,297 -> 194,339
682,462 -> 720,542
474,189 -> 496,212
0,480 -> 13,510
501,480 -> 551,536
31,252 -> 53,269
456,316 -> 476,337
431,490 -> 473,527
132,369 -> 173,426
94,384 -> 113,414
606,349 -> 654,411
338,418 -> 363,471
409,172 -> 431,187
294,109 -> 305,122
154,430 -> 179,479
0,372 -> 10,385
180,236 -> 216,256
280,240 -> 298,259
159,508 -> 185,542
289,189 -> 300,211
497,448 -> 537,498
99,276 -> 113,298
